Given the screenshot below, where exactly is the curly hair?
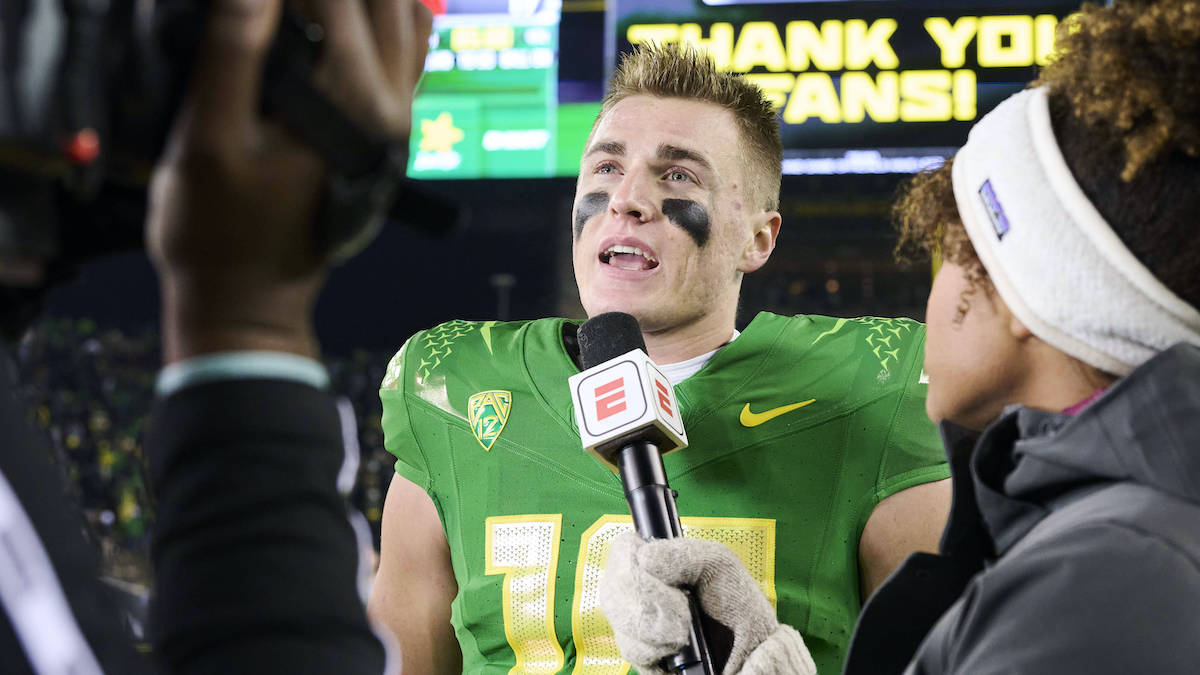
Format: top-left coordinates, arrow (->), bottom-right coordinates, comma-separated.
1038,0 -> 1200,181
893,0 -> 1200,318
891,158 -> 988,323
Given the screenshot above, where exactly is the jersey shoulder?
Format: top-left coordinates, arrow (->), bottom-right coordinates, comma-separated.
380,317 -> 570,415
719,312 -> 927,406
756,312 -> 925,374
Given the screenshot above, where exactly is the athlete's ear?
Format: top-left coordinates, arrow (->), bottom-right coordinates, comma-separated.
739,209 -> 781,274
988,287 -> 1033,340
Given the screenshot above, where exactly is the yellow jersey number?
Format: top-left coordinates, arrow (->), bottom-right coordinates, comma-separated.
485,514 -> 776,675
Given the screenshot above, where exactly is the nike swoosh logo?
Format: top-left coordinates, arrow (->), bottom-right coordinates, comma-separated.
739,399 -> 816,427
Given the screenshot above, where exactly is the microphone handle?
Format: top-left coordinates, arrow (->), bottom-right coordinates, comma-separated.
616,442 -> 716,675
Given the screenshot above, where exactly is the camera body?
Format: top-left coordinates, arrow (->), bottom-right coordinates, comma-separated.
0,0 -> 213,274
0,0 -> 454,336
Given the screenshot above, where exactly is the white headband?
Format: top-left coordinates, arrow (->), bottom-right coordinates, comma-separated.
951,87 -> 1200,376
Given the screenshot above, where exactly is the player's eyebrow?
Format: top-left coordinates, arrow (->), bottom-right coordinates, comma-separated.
658,144 -> 713,173
584,140 -> 625,157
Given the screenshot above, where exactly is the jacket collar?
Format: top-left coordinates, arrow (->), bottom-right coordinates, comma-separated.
935,423 -> 993,562
959,343 -> 1200,556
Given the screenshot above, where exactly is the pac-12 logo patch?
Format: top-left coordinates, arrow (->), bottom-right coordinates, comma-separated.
468,390 -> 512,451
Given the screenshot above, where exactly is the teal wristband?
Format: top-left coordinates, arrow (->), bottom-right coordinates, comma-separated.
156,351 -> 330,397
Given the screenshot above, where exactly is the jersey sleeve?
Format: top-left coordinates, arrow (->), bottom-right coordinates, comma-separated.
871,326 -> 949,504
379,335 -> 431,490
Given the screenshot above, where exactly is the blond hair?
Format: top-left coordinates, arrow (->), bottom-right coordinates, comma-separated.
598,43 -> 783,210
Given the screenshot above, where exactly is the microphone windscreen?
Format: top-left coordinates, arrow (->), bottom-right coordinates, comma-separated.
578,312 -> 647,370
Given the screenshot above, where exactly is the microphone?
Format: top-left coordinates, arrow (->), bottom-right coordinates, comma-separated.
568,312 -> 715,675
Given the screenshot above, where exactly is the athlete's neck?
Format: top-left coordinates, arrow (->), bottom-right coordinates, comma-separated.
642,311 -> 737,365
1016,344 -> 1118,418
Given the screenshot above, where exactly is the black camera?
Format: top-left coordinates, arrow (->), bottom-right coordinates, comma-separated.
0,0 -> 192,273
0,0 -> 455,321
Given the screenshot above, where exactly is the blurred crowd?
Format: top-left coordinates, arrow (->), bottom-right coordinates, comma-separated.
14,317 -> 399,590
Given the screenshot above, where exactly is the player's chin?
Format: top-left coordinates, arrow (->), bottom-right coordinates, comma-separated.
583,294 -> 657,326
585,298 -> 640,320
582,282 -> 640,311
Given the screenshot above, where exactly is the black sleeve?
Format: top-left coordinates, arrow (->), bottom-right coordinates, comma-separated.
0,357 -> 151,675
146,379 -> 387,675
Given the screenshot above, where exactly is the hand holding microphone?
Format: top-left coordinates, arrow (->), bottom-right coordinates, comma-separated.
600,533 -> 817,675
569,312 -> 713,674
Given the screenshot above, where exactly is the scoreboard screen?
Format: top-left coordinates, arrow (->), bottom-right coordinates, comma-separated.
409,1 -> 1084,179
408,0 -> 568,179
609,0 -> 1081,174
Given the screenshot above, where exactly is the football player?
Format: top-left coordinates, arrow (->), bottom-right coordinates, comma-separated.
368,43 -> 952,675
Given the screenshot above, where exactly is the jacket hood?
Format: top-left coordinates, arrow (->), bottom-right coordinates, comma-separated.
970,342 -> 1200,552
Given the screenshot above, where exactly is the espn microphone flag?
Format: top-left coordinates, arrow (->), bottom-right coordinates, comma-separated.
569,348 -> 688,468
569,312 -> 688,467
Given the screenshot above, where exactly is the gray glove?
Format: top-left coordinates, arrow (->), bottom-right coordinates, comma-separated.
599,532 -> 817,675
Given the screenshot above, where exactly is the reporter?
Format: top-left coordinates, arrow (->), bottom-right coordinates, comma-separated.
599,2 -> 1200,673
844,2 -> 1200,672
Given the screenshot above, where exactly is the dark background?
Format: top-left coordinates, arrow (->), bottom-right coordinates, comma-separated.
43,171 -> 929,352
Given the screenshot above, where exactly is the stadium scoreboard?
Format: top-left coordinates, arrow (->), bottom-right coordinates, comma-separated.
409,0 -> 563,179
408,1 -> 1084,179
613,0 -> 1083,174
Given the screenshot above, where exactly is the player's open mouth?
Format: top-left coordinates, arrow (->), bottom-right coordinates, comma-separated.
599,244 -> 659,271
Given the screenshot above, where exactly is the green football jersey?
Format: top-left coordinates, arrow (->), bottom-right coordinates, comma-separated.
380,312 -> 947,675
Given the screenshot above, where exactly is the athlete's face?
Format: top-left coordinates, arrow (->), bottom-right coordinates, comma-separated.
571,96 -> 780,334
923,261 -> 1026,430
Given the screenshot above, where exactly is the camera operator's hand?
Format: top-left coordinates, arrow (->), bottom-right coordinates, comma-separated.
147,0 -> 431,362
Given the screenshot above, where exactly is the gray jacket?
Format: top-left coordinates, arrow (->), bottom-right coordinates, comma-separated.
844,343 -> 1200,674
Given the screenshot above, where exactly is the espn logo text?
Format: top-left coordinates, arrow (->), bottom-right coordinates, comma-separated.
594,377 -> 628,421
592,374 -> 675,423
